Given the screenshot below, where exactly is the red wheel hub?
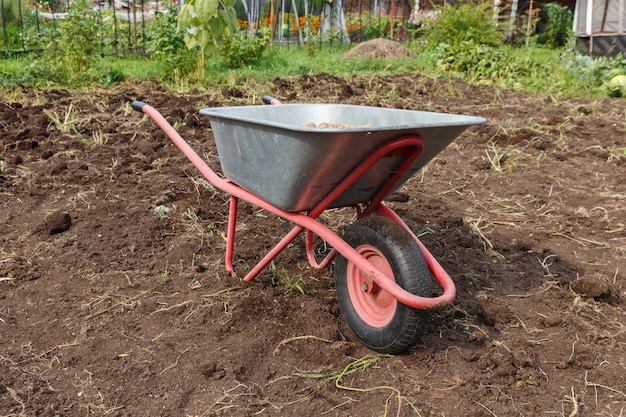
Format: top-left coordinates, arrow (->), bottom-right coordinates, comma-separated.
346,245 -> 397,328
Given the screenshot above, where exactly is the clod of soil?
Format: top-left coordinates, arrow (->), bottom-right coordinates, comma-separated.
44,211 -> 72,235
571,274 -> 614,300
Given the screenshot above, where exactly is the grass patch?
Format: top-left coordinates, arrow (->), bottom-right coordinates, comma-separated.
2,42 -> 624,99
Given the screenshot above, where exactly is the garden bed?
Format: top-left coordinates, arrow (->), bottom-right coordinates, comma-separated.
1,74 -> 624,416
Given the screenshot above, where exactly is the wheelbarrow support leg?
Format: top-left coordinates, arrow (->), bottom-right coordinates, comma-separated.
225,196 -> 239,276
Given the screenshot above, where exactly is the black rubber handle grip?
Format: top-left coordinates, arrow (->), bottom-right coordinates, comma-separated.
131,101 -> 146,112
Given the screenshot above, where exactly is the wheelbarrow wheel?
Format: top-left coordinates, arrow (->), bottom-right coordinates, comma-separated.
334,215 -> 434,354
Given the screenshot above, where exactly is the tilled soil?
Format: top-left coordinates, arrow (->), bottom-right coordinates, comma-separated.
1,74 -> 625,417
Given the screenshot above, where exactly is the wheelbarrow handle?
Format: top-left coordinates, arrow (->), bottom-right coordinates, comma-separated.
131,101 -> 147,112
262,95 -> 282,105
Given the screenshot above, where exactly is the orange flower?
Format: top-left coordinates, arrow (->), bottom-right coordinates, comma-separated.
292,15 -> 320,32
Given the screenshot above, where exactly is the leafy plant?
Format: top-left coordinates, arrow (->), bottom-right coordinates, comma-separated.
559,53 -> 626,96
54,0 -> 100,73
146,4 -> 195,74
435,40 -> 542,83
607,73 -> 626,97
30,0 -> 103,84
422,0 -> 505,47
219,28 -> 269,68
153,204 -> 171,220
363,12 -> 393,39
177,0 -> 238,77
537,2 -> 573,48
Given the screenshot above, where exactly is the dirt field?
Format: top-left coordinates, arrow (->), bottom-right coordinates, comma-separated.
1,74 -> 625,417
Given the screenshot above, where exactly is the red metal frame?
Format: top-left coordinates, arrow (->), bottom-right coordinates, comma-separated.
136,103 -> 456,310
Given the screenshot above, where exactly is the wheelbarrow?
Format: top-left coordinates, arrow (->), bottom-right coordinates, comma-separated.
132,98 -> 485,354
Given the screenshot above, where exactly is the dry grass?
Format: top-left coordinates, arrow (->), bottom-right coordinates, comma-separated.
82,288 -> 155,319
260,354 -> 421,417
566,296 -> 625,347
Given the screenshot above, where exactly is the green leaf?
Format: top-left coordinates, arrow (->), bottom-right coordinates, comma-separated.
196,29 -> 211,49
196,0 -> 218,22
208,17 -> 226,40
183,34 -> 198,49
222,9 -> 237,32
177,4 -> 195,31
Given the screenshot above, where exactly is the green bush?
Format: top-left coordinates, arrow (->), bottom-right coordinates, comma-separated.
422,0 -> 505,47
0,24 -> 22,51
53,0 -> 100,72
363,13 -> 393,39
435,40 -> 543,82
29,0 -> 103,84
145,6 -> 195,74
537,2 -> 573,48
219,29 -> 269,69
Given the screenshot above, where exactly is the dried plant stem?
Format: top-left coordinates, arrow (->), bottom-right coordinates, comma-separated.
86,288 -> 154,319
584,371 -> 626,399
565,386 -> 579,417
273,335 -> 333,355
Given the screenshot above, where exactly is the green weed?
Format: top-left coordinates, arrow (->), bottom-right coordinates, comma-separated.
47,0 -> 100,81
416,226 -> 436,237
271,261 -> 305,295
153,204 -> 170,220
487,249 -> 507,263
160,265 -> 172,286
145,3 -> 195,75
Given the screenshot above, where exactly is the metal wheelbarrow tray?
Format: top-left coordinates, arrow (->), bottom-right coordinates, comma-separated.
201,103 -> 484,212
132,100 -> 485,354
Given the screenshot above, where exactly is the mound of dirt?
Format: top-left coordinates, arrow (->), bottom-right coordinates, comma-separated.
341,38 -> 417,59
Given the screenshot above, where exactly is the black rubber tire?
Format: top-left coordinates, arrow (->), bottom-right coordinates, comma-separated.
334,215 -> 434,354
